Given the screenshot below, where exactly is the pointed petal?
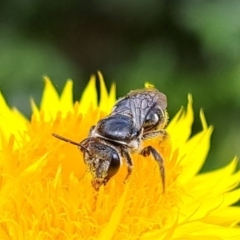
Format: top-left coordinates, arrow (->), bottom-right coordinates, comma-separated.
79,75 -> 97,114
0,92 -> 27,142
188,160 -> 240,202
167,95 -> 194,150
12,108 -> 28,123
219,188 -> 240,208
98,71 -> 110,112
171,222 -> 240,239
180,188 -> 240,223
192,158 -> 238,183
40,77 -> 60,115
205,206 -> 240,226
141,222 -> 240,240
200,109 -> 208,130
108,83 -> 116,111
60,79 -> 73,112
178,126 -> 213,183
30,98 -> 40,118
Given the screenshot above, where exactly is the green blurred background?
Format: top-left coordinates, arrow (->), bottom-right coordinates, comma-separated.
0,0 -> 239,171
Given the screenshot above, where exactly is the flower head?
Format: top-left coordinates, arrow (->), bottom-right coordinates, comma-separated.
0,73 -> 239,239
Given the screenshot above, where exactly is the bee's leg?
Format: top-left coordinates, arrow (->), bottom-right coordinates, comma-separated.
121,148 -> 133,183
142,129 -> 168,141
140,146 -> 165,192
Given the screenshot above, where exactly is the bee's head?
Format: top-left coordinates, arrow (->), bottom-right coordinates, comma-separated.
52,134 -> 121,190
80,138 -> 121,184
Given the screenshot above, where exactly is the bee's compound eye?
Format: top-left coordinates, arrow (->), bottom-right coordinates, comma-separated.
107,152 -> 120,178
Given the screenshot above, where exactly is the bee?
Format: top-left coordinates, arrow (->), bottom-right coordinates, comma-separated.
52,86 -> 168,191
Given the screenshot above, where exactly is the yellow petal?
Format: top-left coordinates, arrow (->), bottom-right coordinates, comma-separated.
191,158 -> 238,184
30,98 -> 40,118
1,76 -> 240,239
79,75 -> 97,113
185,159 -> 239,198
167,95 -> 194,150
140,222 -> 240,240
204,206 -> 240,226
40,76 -> 60,117
194,169 -> 240,196
108,83 -> 116,111
219,188 -> 240,208
59,79 -> 73,112
18,154 -> 49,183
178,126 -> 213,183
171,222 -> 240,239
0,92 -> 27,143
11,108 -> 28,125
98,71 -> 112,113
180,190 -> 240,224
98,184 -> 129,240
200,109 -> 208,130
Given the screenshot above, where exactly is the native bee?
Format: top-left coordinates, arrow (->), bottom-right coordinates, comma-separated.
53,86 -> 168,191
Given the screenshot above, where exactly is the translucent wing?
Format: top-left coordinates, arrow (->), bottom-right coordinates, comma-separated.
111,88 -> 167,129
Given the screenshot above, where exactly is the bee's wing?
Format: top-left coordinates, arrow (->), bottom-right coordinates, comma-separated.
132,89 -> 167,129
113,88 -> 167,130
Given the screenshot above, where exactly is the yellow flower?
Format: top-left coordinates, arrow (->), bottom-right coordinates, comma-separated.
0,73 -> 240,240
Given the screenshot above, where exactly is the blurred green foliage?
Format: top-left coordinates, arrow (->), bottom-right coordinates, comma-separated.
0,0 -> 239,171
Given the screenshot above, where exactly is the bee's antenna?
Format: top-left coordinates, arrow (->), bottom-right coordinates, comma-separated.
52,133 -> 90,153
